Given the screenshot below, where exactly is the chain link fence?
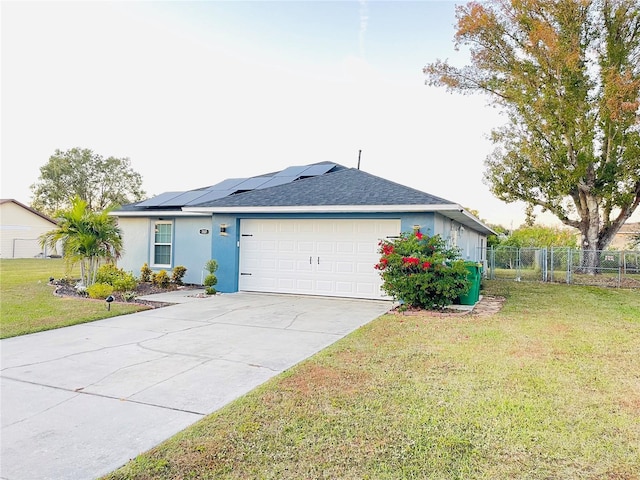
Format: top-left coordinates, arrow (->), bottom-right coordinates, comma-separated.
484,246 -> 640,288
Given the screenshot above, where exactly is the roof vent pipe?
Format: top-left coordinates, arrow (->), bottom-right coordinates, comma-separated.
357,149 -> 362,170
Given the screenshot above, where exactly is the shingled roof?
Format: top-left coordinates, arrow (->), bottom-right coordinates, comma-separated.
113,163 -> 494,235
189,168 -> 455,208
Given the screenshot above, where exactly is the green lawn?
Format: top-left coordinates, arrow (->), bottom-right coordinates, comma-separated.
104,281 -> 640,479
0,258 -> 148,339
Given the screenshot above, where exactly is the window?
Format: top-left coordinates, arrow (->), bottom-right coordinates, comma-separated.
153,221 -> 172,266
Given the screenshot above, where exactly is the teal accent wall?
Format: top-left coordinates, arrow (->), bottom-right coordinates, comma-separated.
211,214 -> 241,293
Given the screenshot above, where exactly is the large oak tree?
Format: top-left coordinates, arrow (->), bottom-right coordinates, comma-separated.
424,0 -> 640,272
31,148 -> 146,216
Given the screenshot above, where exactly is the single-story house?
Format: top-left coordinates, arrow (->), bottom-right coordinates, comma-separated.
0,199 -> 59,258
112,162 -> 495,300
608,222 -> 640,250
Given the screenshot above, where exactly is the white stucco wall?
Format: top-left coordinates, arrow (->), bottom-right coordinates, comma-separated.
117,217 -> 150,275
0,201 -> 58,258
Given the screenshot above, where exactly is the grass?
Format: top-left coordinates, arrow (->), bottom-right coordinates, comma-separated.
103,281 -> 640,480
0,258 -> 149,339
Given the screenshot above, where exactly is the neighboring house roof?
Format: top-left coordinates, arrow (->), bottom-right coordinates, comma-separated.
114,163 -> 495,235
0,199 -> 57,225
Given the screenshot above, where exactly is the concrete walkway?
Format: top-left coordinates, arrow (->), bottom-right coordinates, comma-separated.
0,292 -> 391,480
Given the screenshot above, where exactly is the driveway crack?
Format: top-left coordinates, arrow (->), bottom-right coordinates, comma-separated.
2,376 -> 205,416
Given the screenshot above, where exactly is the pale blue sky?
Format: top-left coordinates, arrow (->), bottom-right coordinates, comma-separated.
2,0 -> 549,227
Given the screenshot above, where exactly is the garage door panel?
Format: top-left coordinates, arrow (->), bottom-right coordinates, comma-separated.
280,222 -> 296,233
297,241 -> 314,253
336,242 -> 355,254
315,280 -> 334,294
295,279 -> 313,290
335,282 -> 355,294
317,262 -> 334,273
356,283 -> 376,295
239,219 -> 399,299
297,221 -> 314,233
357,242 -> 377,254
316,242 -> 334,254
261,240 -> 277,252
278,240 -> 295,252
336,261 -> 354,273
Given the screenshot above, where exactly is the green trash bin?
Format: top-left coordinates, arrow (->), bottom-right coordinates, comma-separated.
458,262 -> 482,305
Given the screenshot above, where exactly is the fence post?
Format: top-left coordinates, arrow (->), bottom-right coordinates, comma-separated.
618,251 -> 622,287
489,246 -> 495,280
567,248 -> 573,284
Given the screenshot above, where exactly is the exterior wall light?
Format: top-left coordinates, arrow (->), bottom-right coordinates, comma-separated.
219,224 -> 228,236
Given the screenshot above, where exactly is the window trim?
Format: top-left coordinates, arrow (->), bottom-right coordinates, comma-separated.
152,220 -> 173,267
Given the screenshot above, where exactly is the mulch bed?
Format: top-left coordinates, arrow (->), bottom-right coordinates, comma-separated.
50,280 -> 201,309
391,295 -> 506,318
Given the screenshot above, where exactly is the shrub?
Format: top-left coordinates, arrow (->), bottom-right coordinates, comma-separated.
140,263 -> 152,283
203,259 -> 218,294
87,282 -> 114,299
96,263 -> 137,292
376,231 -> 470,310
121,291 -> 137,302
152,270 -> 170,288
75,282 -> 88,296
171,265 -> 187,285
203,273 -> 217,294
204,259 -> 218,274
96,263 -> 120,285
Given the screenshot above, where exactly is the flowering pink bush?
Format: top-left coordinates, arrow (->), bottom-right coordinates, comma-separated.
376,231 -> 469,309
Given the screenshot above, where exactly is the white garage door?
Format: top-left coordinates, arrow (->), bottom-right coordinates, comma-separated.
239,219 -> 401,299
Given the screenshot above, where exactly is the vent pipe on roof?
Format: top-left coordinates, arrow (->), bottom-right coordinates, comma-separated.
357,149 -> 362,170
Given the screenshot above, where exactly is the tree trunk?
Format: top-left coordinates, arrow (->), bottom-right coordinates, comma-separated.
578,193 -> 601,275
579,236 -> 600,275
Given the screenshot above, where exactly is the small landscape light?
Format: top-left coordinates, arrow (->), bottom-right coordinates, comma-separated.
105,295 -> 115,311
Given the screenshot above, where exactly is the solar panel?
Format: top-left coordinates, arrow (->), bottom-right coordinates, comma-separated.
204,178 -> 247,191
187,189 -> 237,205
136,192 -> 184,207
274,165 -> 308,178
135,164 -> 340,209
256,176 -> 298,189
300,163 -> 336,177
159,190 -> 211,206
232,176 -> 272,191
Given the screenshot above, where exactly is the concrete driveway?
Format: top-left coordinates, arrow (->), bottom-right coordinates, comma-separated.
1,292 -> 391,480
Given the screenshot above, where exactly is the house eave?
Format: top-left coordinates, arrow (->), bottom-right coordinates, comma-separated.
110,210 -> 211,218
183,204 -> 497,236
184,204 -> 459,214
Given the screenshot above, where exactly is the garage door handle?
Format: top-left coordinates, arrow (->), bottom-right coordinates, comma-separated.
317,257 -> 320,264
309,256 -> 312,264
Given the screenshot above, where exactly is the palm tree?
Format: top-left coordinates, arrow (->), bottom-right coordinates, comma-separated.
40,197 -> 123,286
